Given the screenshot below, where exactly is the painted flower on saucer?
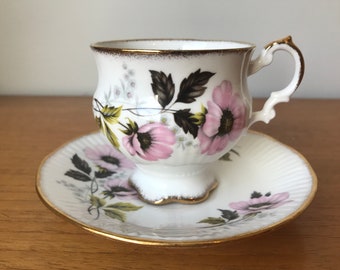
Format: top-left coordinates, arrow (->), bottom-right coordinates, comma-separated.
198,191 -> 292,227
59,141 -> 293,226
63,144 -> 142,221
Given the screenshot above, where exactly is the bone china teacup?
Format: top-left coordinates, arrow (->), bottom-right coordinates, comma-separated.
91,36 -> 304,205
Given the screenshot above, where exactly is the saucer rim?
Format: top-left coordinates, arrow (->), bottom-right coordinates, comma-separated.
36,130 -> 318,247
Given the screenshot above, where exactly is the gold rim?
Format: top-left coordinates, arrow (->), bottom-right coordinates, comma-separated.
264,36 -> 305,87
36,130 -> 318,247
90,38 -> 255,55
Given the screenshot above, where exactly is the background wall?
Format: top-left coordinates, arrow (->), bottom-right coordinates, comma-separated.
0,0 -> 339,98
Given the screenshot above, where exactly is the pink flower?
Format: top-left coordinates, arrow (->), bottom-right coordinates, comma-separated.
122,123 -> 176,161
198,80 -> 246,155
229,192 -> 290,214
84,144 -> 135,172
103,178 -> 138,200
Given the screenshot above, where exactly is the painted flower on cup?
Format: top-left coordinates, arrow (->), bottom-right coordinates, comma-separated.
103,178 -> 138,200
122,122 -> 176,161
84,144 -> 135,172
198,80 -> 246,155
229,191 -> 291,214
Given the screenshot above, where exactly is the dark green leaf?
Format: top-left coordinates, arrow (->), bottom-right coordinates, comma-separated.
251,191 -> 263,199
104,208 -> 126,222
102,190 -> 116,199
219,149 -> 240,161
120,118 -> 139,136
218,209 -> 239,221
219,152 -> 231,161
95,169 -> 115,178
229,149 -> 240,156
65,170 -> 92,182
109,186 -> 133,193
176,69 -> 215,104
71,154 -> 91,175
173,109 -> 199,138
105,202 -> 143,212
150,70 -> 175,108
95,116 -> 102,128
198,217 -> 226,225
243,212 -> 259,220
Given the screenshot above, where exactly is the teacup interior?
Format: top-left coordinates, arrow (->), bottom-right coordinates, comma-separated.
92,39 -> 253,52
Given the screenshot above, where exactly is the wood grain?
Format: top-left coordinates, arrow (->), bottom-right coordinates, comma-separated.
0,96 -> 339,270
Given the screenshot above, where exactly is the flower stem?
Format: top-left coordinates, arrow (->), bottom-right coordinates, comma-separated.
123,107 -> 177,116
90,177 -> 99,194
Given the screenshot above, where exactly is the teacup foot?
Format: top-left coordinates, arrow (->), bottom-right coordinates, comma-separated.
129,164 -> 218,205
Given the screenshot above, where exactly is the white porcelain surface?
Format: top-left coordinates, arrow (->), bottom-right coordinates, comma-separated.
90,37 -> 305,204
37,131 -> 317,246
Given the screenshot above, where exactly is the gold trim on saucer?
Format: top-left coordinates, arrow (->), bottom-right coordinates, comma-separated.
36,131 -> 318,247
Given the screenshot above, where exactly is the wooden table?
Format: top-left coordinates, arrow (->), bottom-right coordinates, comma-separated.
0,96 -> 339,270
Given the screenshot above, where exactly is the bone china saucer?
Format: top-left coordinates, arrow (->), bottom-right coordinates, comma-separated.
36,131 -> 317,246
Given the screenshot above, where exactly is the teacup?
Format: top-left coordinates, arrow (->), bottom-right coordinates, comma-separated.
91,36 -> 304,205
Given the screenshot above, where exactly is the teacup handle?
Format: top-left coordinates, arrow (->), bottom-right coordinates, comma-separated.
248,36 -> 304,126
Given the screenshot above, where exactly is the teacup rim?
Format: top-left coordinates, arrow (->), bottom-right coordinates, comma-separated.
90,38 -> 256,55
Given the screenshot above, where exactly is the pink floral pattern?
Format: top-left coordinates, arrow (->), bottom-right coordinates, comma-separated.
122,123 -> 176,161
198,191 -> 292,226
85,144 -> 135,171
62,143 -> 293,227
103,178 -> 138,200
94,69 -> 248,161
198,80 -> 246,155
229,192 -> 291,214
64,145 -> 142,222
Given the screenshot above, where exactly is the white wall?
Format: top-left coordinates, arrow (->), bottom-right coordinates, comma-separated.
0,0 -> 339,98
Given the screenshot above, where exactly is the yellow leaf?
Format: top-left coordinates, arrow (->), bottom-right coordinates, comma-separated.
101,121 -> 120,149
101,105 -> 122,124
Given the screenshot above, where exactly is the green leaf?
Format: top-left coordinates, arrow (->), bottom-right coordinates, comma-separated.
100,105 -> 122,124
104,208 -> 126,222
71,154 -> 91,175
176,69 -> 215,104
90,195 -> 106,208
198,217 -> 226,225
150,70 -> 175,108
65,170 -> 92,182
105,202 -> 143,212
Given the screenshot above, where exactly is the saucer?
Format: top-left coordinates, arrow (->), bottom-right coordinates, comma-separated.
36,131 -> 317,246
